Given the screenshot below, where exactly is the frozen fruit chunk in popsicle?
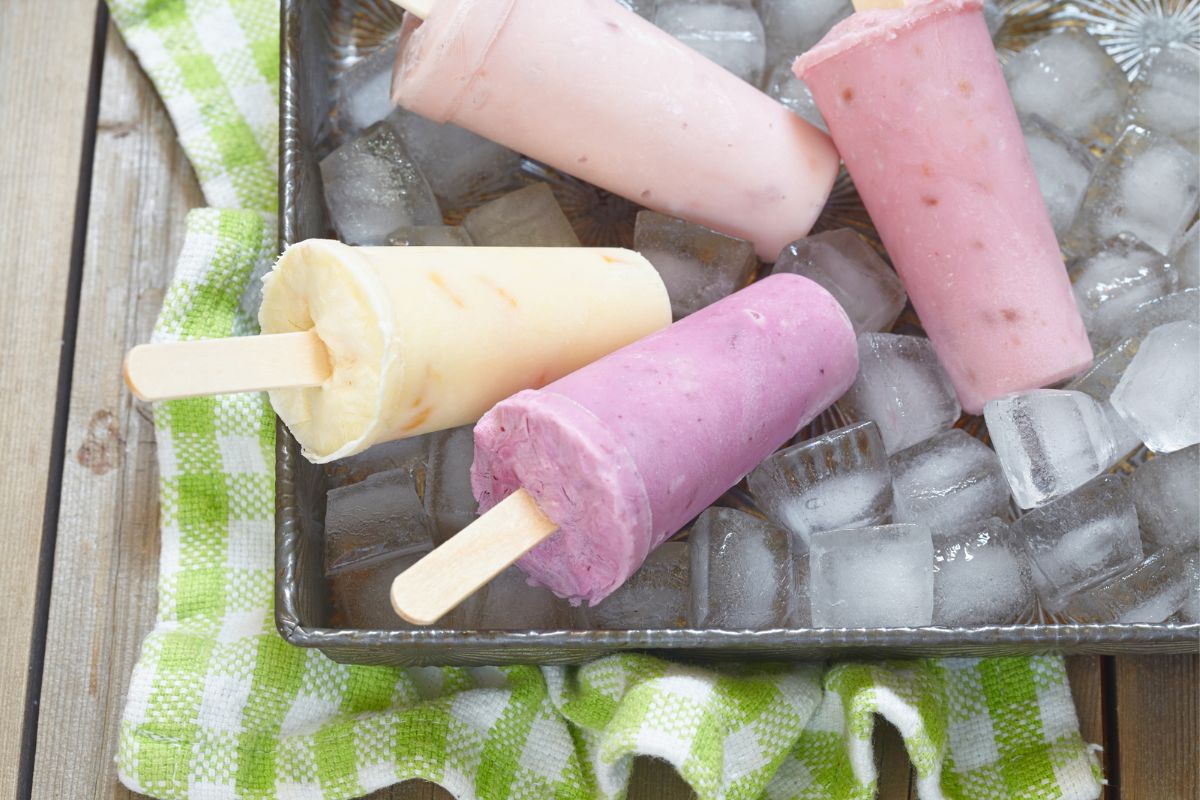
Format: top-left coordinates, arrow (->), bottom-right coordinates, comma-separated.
689,508 -> 799,629
1065,126 -> 1199,257
773,229 -> 905,335
1123,45 -> 1200,153
890,429 -> 1011,541
1020,114 -> 1096,238
747,420 -> 892,550
836,333 -> 961,455
319,122 -> 443,246
809,523 -> 934,628
1065,337 -> 1144,460
654,1 -> 766,85
1013,474 -> 1143,612
1070,234 -> 1177,351
984,389 -> 1118,509
462,184 -> 581,247
1061,548 -> 1198,624
1133,444 -> 1200,554
1111,321 -> 1200,453
324,469 -> 435,575
1003,30 -> 1130,145
933,518 -> 1035,626
581,542 -> 690,629
634,210 -> 759,319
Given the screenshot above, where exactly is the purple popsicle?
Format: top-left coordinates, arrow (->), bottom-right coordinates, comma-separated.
470,274 -> 859,605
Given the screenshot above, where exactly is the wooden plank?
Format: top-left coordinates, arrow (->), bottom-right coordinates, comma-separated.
0,0 -> 105,794
28,22 -> 204,799
1113,655 -> 1198,800
876,720 -> 915,800
1066,657 -> 1106,754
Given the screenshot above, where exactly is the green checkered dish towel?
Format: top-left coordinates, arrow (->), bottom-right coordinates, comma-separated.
111,0 -> 1104,797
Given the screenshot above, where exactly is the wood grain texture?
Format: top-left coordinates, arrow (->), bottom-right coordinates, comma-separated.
29,23 -> 203,800
876,720 -> 916,800
0,0 -> 104,794
1114,655 -> 1199,800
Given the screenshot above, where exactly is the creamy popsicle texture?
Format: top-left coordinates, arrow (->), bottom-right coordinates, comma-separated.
470,274 -> 858,604
260,240 -> 670,463
794,0 -> 1093,414
390,0 -> 839,260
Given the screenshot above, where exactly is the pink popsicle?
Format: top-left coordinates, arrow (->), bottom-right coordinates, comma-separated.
390,0 -> 839,260
794,0 -> 1093,414
470,274 -> 858,605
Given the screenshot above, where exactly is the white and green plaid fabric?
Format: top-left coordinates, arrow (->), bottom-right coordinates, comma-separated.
112,1 -> 1104,798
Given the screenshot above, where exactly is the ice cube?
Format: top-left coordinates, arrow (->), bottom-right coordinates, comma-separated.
582,542 -> 690,629
1020,114 -> 1096,237
1133,445 -> 1200,554
1177,582 -> 1200,623
747,420 -> 893,549
984,389 -> 1118,508
810,523 -> 934,628
333,41 -> 399,137
933,518 -> 1036,626
1065,337 -> 1144,459
1111,321 -> 1200,453
1171,222 -> 1199,290
1125,288 -> 1200,342
1064,125 -> 1200,256
764,61 -> 827,132
1061,548 -> 1198,624
423,425 -> 478,544
690,508 -> 799,629
772,229 -> 906,334
655,2 -> 767,85
633,210 -> 758,318
983,0 -> 1004,37
616,0 -> 657,19
329,551 -> 423,631
324,436 -> 428,490
1069,234 -> 1177,350
836,333 -> 962,454
457,566 -> 575,630
1003,31 -> 1130,144
890,429 -> 1012,540
320,121 -> 442,245
386,225 -> 474,246
1123,45 -> 1200,153
1012,474 -> 1144,610
324,468 -> 435,575
755,0 -> 851,64
386,110 -> 522,211
462,183 -> 581,247
792,552 -> 811,627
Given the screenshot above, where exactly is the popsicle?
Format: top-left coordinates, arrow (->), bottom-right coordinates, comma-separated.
794,0 -> 1094,414
386,0 -> 839,260
124,240 -> 671,462
390,273 -> 858,623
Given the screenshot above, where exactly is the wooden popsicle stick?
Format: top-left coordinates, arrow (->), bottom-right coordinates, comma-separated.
391,488 -> 559,625
123,330 -> 332,401
387,0 -> 434,19
851,0 -> 905,10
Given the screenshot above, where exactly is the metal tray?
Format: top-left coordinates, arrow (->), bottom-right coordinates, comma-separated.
277,0 -> 1200,666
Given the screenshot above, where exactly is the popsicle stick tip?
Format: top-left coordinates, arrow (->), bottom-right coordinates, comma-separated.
121,330 -> 331,402
851,0 -> 905,10
390,488 -> 559,626
387,0 -> 434,19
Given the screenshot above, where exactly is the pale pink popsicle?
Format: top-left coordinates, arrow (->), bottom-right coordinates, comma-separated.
471,274 -> 858,604
390,0 -> 839,260
794,0 -> 1093,414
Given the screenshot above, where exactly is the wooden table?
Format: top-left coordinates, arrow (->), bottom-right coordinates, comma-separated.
1,4 -> 1196,798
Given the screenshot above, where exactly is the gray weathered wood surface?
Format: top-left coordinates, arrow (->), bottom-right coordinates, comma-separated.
3,8 -> 1196,800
